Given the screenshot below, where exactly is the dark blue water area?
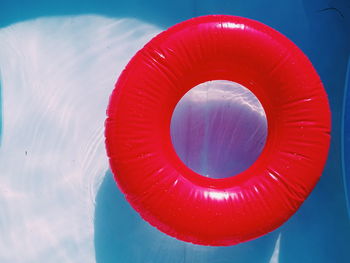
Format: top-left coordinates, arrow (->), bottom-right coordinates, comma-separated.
1,0 -> 350,262
343,57 -> 350,220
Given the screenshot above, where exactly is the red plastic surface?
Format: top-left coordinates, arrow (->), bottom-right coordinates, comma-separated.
105,15 -> 331,246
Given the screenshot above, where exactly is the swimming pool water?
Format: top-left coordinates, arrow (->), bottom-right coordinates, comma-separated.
0,0 -> 349,262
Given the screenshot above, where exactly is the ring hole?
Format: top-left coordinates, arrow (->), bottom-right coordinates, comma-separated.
170,80 -> 267,179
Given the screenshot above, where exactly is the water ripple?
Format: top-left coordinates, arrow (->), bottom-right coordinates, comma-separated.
0,15 -> 160,262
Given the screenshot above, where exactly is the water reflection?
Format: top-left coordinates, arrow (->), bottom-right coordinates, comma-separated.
170,80 -> 267,178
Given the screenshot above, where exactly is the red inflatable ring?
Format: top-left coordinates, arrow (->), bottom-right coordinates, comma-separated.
105,15 -> 331,246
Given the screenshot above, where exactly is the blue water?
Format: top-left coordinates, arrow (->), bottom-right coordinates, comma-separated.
1,0 -> 350,262
343,57 -> 350,220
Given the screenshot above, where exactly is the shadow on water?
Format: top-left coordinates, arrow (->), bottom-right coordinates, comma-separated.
94,171 -> 279,263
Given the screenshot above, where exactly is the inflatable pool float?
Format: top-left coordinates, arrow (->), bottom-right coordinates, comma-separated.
105,15 -> 331,246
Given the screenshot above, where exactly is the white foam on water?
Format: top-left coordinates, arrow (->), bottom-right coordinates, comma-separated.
0,15 -> 160,263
